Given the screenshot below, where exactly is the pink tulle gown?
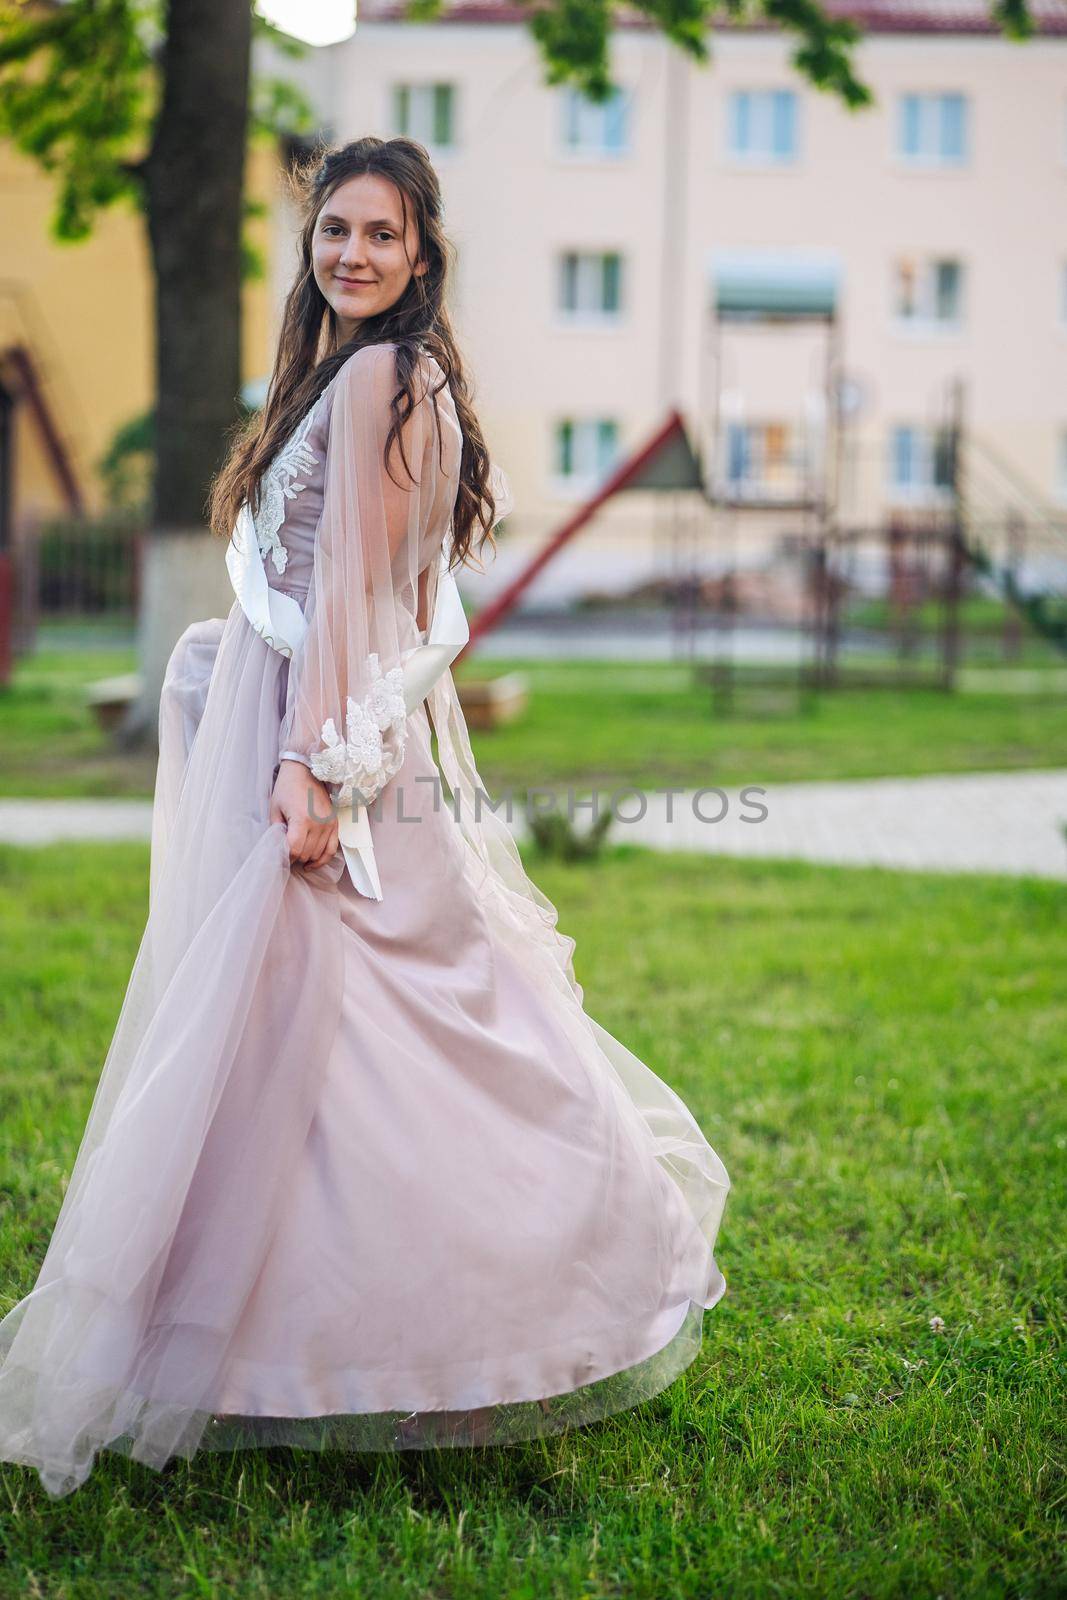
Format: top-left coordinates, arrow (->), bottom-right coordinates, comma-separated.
0,342 -> 730,1497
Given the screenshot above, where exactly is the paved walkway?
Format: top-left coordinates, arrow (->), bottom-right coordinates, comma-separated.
1,770 -> 1065,880
583,769 -> 1067,881
0,799 -> 158,846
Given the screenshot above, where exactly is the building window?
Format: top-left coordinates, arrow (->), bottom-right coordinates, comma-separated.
897,93 -> 968,165
893,257 -> 964,327
726,90 -> 798,163
559,85 -> 631,157
392,83 -> 456,148
553,418 -> 620,490
889,426 -> 955,501
722,422 -> 801,498
558,251 -> 624,318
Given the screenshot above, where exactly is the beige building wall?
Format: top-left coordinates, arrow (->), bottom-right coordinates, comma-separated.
316,15 -> 1067,604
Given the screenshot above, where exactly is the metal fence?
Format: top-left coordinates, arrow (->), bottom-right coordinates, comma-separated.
12,511 -> 143,651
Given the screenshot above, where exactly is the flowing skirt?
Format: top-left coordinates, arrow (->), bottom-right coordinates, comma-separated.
0,598 -> 729,1494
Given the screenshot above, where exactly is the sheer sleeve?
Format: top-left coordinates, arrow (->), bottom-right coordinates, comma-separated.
277,343 -> 433,811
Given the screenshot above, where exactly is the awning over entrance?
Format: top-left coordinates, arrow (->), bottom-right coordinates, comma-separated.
710,250 -> 841,319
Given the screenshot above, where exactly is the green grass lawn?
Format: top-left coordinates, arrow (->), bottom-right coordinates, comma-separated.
0,843 -> 1062,1599
0,647 -> 159,799
2,646 -> 1066,799
455,658 -> 1067,794
845,591 -> 1064,652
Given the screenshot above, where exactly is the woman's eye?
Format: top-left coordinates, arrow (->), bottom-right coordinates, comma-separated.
321,225 -> 392,241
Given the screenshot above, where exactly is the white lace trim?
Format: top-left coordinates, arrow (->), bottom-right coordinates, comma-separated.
307,653 -> 408,805
252,402 -> 321,576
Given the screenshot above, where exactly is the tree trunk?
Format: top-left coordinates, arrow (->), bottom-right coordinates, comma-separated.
118,0 -> 251,749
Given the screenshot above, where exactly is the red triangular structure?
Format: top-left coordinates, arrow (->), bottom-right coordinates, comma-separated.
1,344 -> 85,515
462,410 -> 701,655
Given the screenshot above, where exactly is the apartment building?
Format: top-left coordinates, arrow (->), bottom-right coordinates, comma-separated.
275,0 -> 1067,602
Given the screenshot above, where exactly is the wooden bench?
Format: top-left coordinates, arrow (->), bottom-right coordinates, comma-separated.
456,671 -> 529,731
85,672 -> 142,732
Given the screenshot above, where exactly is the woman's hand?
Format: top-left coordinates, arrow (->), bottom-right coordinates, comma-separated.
270,759 -> 339,869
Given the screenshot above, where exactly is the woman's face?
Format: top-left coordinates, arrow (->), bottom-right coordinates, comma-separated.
312,173 -> 427,339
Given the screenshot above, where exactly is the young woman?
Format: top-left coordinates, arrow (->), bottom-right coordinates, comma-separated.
0,138 -> 730,1497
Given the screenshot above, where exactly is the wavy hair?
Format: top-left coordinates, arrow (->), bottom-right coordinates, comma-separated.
206,136 -> 498,573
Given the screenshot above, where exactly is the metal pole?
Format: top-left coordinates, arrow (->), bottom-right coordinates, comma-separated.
941,377 -> 966,690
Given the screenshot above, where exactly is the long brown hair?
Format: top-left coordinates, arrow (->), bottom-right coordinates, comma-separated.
206,136 -> 497,573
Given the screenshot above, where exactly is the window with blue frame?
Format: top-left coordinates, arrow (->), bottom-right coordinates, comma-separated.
726,90 -> 798,163
560,86 -> 631,156
897,93 -> 968,165
723,422 -> 796,495
726,424 -> 751,485
889,426 -> 955,497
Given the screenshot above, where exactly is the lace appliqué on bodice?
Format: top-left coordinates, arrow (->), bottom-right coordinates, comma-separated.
252,402 -> 321,576
308,654 -> 408,807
